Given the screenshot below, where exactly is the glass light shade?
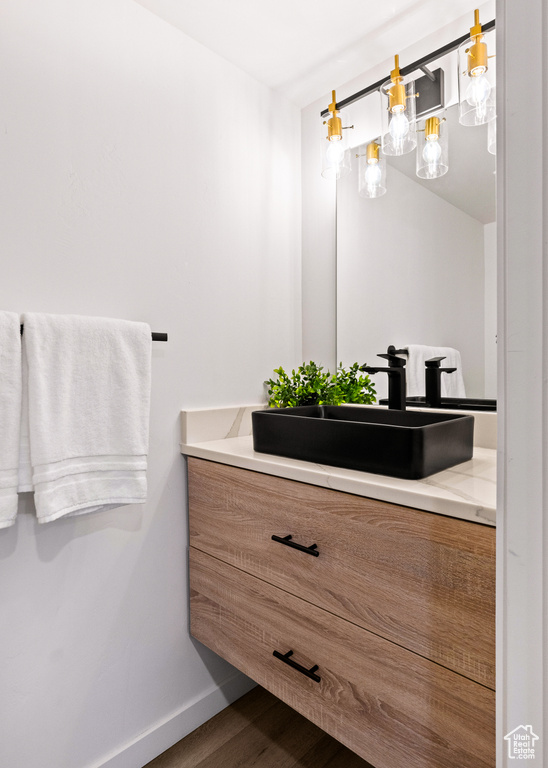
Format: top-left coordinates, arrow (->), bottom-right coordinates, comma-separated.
320,108 -> 352,180
380,77 -> 417,156
358,151 -> 386,198
488,116 -> 496,155
416,115 -> 448,179
458,30 -> 496,126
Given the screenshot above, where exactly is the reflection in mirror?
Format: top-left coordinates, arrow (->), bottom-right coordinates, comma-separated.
336,103 -> 496,403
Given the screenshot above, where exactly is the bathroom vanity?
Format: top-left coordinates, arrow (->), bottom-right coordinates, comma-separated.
182,407 -> 496,768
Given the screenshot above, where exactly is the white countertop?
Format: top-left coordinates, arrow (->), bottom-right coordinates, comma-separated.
180,406 -> 496,527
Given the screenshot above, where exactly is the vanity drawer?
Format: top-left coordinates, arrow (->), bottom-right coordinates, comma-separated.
188,457 -> 495,688
190,547 -> 495,768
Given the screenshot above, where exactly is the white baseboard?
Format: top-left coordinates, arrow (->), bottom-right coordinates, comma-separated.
89,673 -> 257,768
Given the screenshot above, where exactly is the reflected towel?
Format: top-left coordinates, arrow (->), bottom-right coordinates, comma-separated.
403,344 -> 466,399
0,313 -> 22,528
19,313 -> 152,523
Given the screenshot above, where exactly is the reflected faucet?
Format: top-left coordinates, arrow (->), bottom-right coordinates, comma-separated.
361,350 -> 407,410
424,356 -> 456,407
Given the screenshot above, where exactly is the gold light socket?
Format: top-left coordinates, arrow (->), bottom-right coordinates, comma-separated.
325,89 -> 343,141
366,142 -> 380,162
468,40 -> 488,75
424,116 -> 440,140
389,83 -> 406,112
467,9 -> 488,75
388,55 -> 406,113
327,115 -> 342,140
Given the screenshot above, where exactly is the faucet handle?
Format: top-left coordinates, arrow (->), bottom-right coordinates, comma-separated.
425,356 -> 446,367
425,356 -> 456,373
377,351 -> 406,368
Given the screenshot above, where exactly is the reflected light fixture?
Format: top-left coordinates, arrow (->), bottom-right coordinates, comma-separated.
416,115 -> 448,179
458,9 -> 496,126
488,117 -> 496,155
357,142 -> 386,198
380,55 -> 417,156
321,90 -> 352,180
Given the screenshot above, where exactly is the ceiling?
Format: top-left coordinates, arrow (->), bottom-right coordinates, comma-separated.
134,0 -> 488,106
385,105 -> 496,224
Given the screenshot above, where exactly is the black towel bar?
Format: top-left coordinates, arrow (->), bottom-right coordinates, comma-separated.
19,324 -> 167,342
387,345 -> 409,356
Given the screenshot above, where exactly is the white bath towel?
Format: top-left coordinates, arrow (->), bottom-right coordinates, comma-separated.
403,344 -> 466,399
0,313 -> 22,528
20,313 -> 152,524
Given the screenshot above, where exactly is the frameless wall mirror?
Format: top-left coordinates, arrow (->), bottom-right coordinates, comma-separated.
336,103 -> 496,402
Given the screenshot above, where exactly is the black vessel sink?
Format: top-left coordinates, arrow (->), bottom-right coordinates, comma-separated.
378,397 -> 497,412
252,405 -> 474,480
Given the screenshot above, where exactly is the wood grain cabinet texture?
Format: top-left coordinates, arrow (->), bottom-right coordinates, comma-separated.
188,457 -> 495,768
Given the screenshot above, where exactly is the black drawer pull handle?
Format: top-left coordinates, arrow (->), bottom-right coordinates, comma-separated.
273,650 -> 321,683
271,534 -> 319,557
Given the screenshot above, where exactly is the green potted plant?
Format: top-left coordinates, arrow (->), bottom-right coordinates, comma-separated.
266,361 -> 376,408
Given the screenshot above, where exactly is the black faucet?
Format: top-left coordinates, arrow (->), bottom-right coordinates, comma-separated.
424,356 -> 456,407
361,350 -> 407,410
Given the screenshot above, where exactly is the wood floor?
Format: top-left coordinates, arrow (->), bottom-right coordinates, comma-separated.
144,685 -> 374,768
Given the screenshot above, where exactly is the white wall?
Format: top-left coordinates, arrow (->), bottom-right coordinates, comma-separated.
0,2 -> 301,768
484,222 -> 497,398
337,165 -> 485,399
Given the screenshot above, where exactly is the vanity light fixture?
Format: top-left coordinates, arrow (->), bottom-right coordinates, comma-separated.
357,141 -> 387,198
458,9 -> 496,126
380,55 -> 417,156
416,114 -> 448,179
318,16 -> 496,195
321,90 -> 352,180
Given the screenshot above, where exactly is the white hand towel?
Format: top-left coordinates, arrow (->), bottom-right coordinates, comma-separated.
21,313 -> 152,524
404,344 -> 466,399
0,313 -> 22,528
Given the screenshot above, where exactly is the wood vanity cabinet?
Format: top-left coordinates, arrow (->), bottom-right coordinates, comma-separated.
188,457 -> 495,768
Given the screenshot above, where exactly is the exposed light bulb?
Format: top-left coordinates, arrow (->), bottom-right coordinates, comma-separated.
422,138 -> 442,177
325,141 -> 345,166
389,111 -> 409,142
364,160 -> 382,193
458,11 -> 495,127
465,74 -> 492,122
